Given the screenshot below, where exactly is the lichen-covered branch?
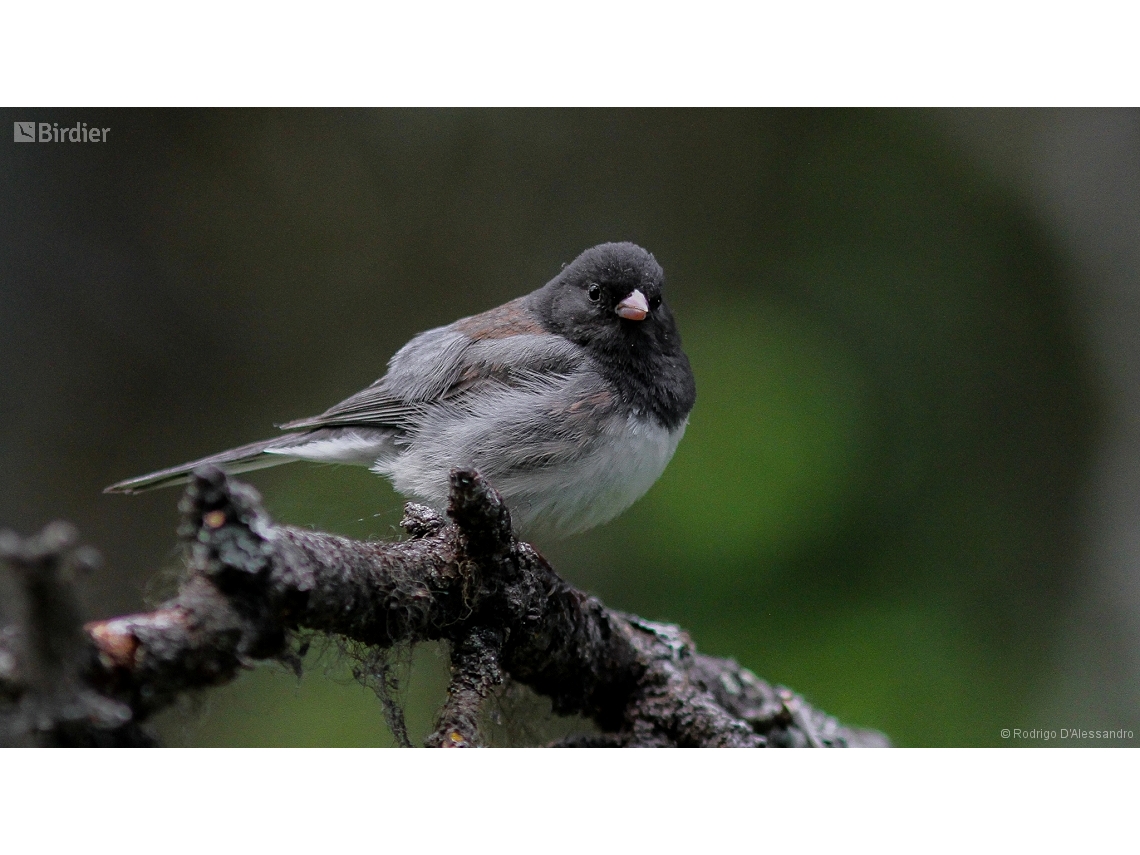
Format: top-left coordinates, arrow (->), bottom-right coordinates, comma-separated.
0,467 -> 888,747
426,627 -> 505,747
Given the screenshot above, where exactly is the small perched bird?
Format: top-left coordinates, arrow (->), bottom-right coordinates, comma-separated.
106,242 -> 696,538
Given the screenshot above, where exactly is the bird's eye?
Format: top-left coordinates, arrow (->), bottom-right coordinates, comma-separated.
649,295 -> 661,311
587,283 -> 602,302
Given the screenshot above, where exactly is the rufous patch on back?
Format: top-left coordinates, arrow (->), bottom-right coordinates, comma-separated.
453,298 -> 544,340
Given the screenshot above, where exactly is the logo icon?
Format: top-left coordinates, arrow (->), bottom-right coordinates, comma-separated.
14,122 -> 36,142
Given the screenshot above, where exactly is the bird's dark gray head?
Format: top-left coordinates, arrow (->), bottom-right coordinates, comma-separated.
534,242 -> 668,343
564,241 -> 665,316
532,242 -> 695,429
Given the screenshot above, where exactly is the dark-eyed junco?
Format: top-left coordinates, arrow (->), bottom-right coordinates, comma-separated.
106,243 -> 696,538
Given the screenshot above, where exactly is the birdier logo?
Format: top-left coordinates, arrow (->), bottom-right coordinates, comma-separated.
14,121 -> 110,142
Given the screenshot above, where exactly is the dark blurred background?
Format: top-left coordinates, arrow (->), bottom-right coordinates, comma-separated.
1,109 -> 1136,746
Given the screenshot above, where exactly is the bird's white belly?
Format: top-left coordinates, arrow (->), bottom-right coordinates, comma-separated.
484,414 -> 686,538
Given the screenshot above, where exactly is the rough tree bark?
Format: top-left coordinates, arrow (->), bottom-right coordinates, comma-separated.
0,467 -> 889,747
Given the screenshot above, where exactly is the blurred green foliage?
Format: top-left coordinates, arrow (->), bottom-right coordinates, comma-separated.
638,302 -> 870,570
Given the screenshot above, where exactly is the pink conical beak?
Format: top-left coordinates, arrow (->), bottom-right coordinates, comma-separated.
615,289 -> 649,321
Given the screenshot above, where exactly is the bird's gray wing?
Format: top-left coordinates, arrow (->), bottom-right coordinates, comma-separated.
279,322 -> 585,433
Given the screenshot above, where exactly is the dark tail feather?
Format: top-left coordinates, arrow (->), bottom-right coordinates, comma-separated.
104,435 -> 301,494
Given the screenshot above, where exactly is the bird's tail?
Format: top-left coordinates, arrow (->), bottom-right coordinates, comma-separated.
104,435 -> 303,494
